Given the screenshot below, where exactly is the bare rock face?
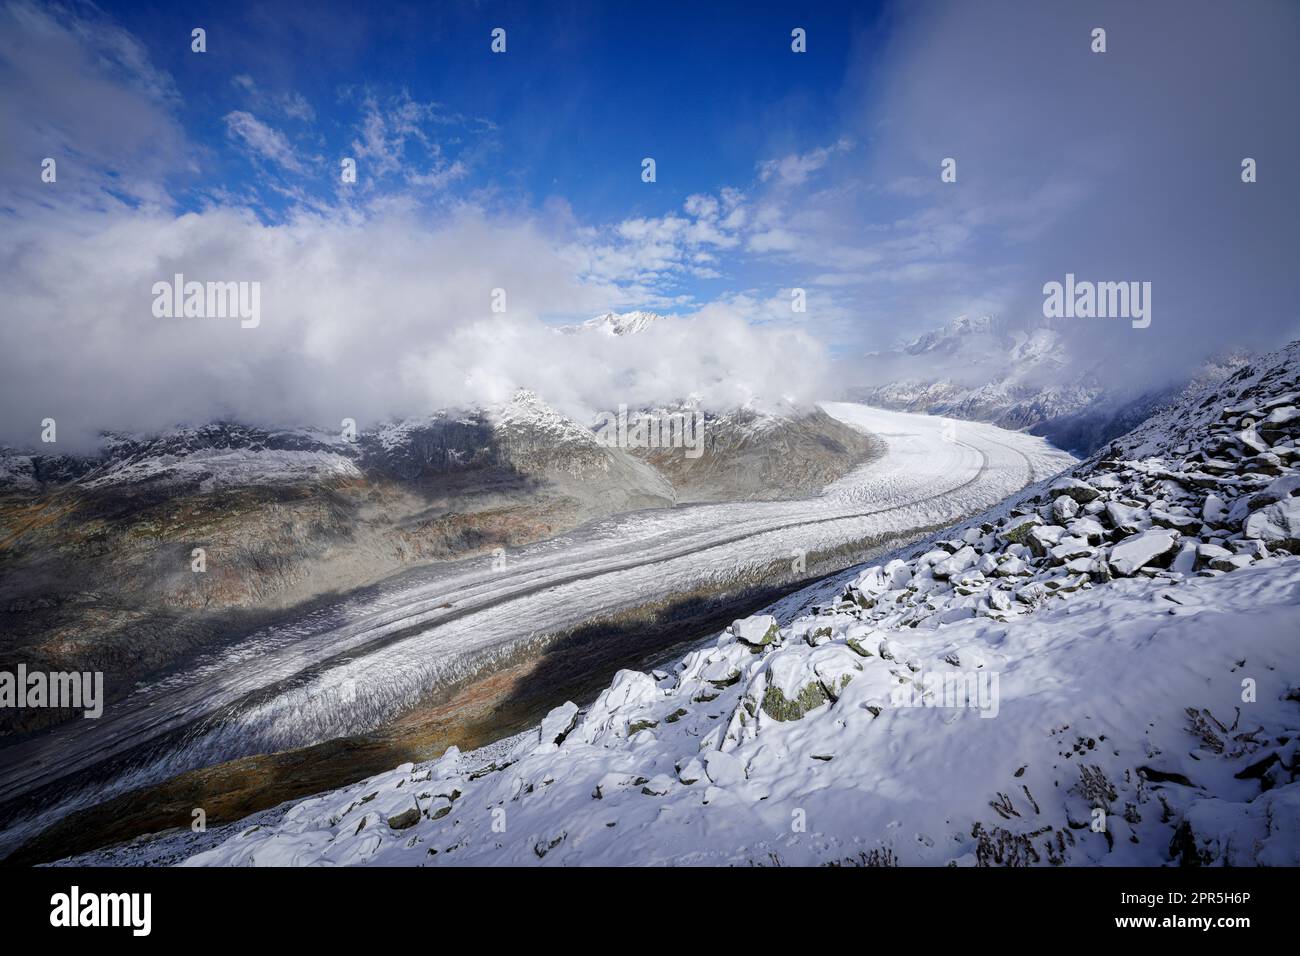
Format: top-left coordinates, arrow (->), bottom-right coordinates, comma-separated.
631,405 -> 881,502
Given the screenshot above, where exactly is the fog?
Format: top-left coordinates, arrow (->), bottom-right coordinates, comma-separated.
824,0 -> 1300,393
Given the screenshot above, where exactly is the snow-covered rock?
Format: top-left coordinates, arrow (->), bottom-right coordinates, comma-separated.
538,702 -> 580,747
1051,477 -> 1101,504
729,615 -> 781,649
1246,497 -> 1300,553
1108,529 -> 1180,576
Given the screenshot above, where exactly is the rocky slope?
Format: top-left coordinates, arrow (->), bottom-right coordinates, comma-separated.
153,341 -> 1300,867
1031,349 -> 1253,456
631,404 -> 879,503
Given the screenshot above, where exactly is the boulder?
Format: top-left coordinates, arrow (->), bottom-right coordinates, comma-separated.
1067,516 -> 1107,544
1026,524 -> 1065,558
538,701 -> 580,746
812,646 -> 863,700
675,757 -> 705,785
1050,477 -> 1102,503
1245,497 -> 1300,553
761,678 -> 829,722
1105,501 -> 1149,536
1202,493 -> 1227,525
1170,541 -> 1199,575
575,670 -> 660,742
995,555 -> 1030,577
1049,537 -> 1094,563
1052,495 -> 1080,522
1248,474 -> 1300,509
702,750 -> 745,787
932,545 -> 977,579
387,807 -> 421,830
1150,507 -> 1201,533
640,774 -> 674,796
1108,529 -> 1181,576
999,514 -> 1042,545
729,615 -> 780,649
851,560 -> 911,595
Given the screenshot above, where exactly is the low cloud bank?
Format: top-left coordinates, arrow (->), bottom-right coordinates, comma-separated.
0,206 -> 827,450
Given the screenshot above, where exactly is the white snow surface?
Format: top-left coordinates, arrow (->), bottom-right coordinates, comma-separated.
158,343 -> 1300,867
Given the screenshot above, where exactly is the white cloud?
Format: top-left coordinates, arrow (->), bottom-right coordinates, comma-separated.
819,0 -> 1300,379
407,160 -> 468,189
0,0 -> 190,209
280,92 -> 316,123
0,202 -> 829,447
756,138 -> 852,186
223,110 -> 306,173
232,74 -> 317,123
0,4 -> 836,448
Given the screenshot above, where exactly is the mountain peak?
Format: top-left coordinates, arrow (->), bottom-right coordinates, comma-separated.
491,388 -> 599,447
569,310 -> 668,337
947,313 -> 993,335
903,314 -> 997,355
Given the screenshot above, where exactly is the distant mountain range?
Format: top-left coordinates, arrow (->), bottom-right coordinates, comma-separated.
849,314 -> 1250,455
0,310 -> 858,502
0,315 -> 875,711
850,315 -> 1102,429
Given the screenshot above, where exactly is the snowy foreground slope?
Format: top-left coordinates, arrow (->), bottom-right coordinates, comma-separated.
133,346 -> 1300,865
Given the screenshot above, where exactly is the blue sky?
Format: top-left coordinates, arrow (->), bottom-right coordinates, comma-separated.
2,0 -> 1298,441
77,0 -> 891,326
105,1 -> 877,221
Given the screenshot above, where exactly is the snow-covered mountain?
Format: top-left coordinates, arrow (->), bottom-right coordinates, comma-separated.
560,310 -> 668,337
0,389 -> 873,512
898,312 -> 997,354
852,315 -> 1254,455
1032,348 -> 1252,456
147,340 -> 1300,867
851,315 -> 1103,429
